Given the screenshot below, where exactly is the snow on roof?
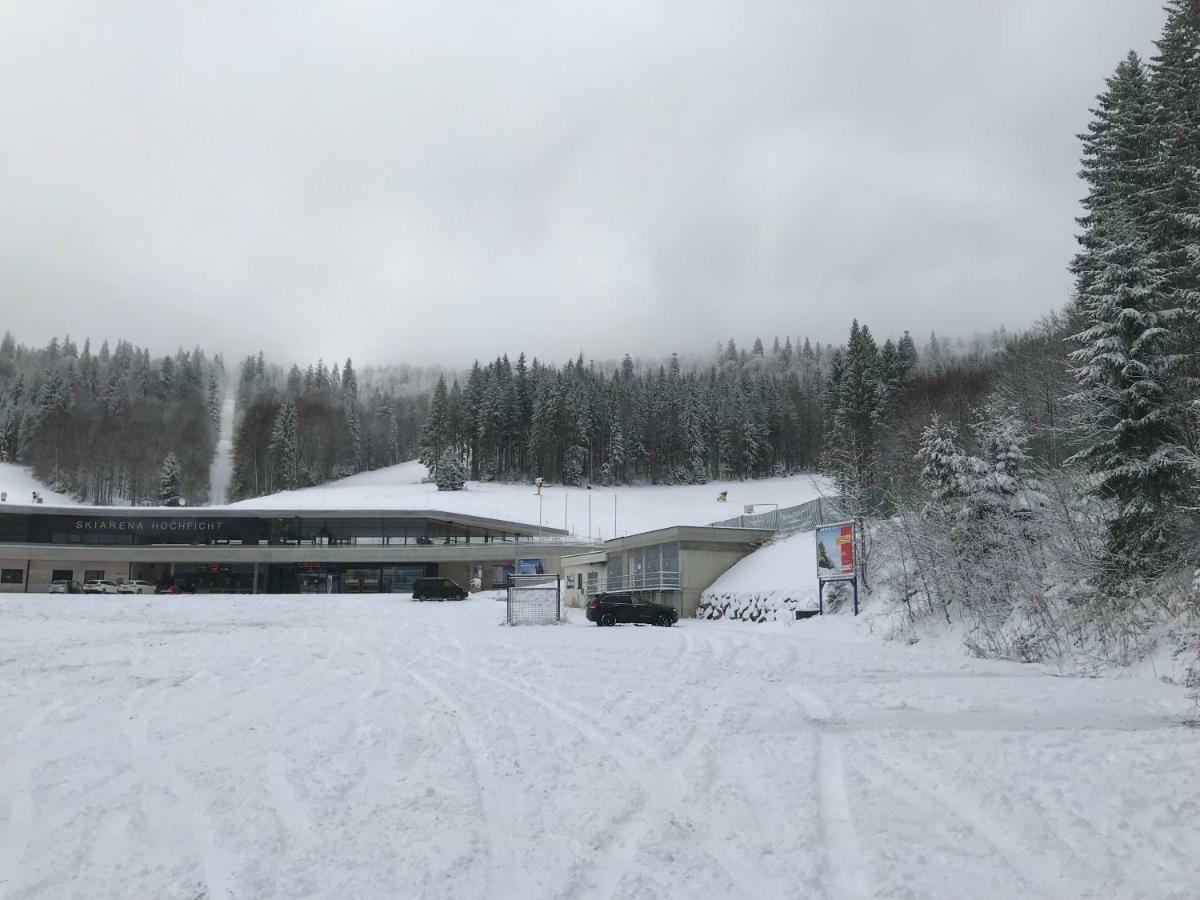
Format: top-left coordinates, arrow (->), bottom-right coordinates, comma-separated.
225,461 -> 832,538
1,458 -> 832,540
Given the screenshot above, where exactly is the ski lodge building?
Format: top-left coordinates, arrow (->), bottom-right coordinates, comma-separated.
0,505 -> 595,594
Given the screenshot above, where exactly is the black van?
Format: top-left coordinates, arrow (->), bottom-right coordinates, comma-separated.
412,577 -> 468,601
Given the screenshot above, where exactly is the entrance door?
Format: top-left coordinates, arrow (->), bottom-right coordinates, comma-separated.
299,573 -> 332,594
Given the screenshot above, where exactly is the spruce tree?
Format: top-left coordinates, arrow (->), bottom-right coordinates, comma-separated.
418,376 -> 449,471
1069,51 -> 1192,570
158,452 -> 182,505
269,399 -> 300,491
434,448 -> 466,491
1147,1 -> 1200,456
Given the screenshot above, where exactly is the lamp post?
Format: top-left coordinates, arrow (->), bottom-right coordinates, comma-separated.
535,477 -> 544,538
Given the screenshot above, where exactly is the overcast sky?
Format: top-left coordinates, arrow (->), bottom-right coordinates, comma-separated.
0,1 -> 1165,366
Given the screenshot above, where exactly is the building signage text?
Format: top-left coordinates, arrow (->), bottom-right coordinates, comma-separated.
73,518 -> 226,533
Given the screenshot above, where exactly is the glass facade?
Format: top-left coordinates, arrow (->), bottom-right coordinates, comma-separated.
0,511 -> 527,548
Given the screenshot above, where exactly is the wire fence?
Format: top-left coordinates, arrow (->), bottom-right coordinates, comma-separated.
506,573 -> 562,625
708,496 -> 847,536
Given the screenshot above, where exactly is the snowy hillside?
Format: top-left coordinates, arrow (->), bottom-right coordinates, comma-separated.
698,530 -> 824,621
228,461 -> 832,538
0,462 -> 82,507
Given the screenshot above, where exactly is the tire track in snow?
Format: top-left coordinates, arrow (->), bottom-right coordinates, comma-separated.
264,751 -> 315,864
123,685 -> 231,899
0,701 -> 60,894
429,647 -> 781,899
788,685 -> 872,900
400,665 -> 517,899
860,747 -> 1074,897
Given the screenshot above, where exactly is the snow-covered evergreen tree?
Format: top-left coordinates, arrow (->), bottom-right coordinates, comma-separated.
269,399 -> 300,491
434,448 -> 466,491
158,452 -> 182,505
1069,51 -> 1193,571
917,416 -> 966,503
418,376 -> 449,471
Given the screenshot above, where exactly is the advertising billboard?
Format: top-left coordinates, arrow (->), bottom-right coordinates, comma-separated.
816,522 -> 856,580
517,558 -> 546,575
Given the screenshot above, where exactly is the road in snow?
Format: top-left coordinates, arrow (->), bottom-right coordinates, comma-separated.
0,596 -> 1196,899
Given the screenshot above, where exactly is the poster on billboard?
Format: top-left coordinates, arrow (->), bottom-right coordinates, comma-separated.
517,558 -> 546,575
815,521 -> 856,580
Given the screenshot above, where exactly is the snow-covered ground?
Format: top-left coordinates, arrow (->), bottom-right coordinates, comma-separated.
0,462 -> 81,507
1,595 -> 1196,899
227,461 -> 831,538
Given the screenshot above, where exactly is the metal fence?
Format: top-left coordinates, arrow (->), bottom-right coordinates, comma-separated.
708,496 -> 846,537
586,572 -> 682,596
506,573 -> 561,625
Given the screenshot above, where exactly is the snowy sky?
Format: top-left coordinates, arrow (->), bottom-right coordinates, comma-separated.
0,1 -> 1164,366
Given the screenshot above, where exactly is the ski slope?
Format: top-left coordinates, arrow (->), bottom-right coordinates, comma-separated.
0,595 -> 1196,899
227,461 -> 831,538
0,462 -> 81,507
0,455 -> 829,538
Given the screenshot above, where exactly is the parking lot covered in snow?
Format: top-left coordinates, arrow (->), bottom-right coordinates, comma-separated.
1,594 -> 1198,899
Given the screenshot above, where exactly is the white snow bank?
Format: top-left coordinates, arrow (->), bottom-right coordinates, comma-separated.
228,460 -> 832,537
0,462 -> 82,507
698,530 -> 831,621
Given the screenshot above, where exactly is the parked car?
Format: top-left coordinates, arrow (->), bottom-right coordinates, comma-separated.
81,579 -> 119,594
49,579 -> 81,594
586,593 -> 678,627
412,577 -> 468,601
118,579 -> 156,594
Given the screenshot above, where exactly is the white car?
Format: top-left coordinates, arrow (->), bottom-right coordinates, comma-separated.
117,579 -> 155,594
81,579 -> 119,594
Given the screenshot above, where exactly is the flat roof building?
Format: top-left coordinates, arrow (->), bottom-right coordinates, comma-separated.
0,505 -> 595,595
561,525 -> 773,618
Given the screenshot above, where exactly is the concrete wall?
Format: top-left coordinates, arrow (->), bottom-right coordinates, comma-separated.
0,558 -> 28,593
2,559 -> 136,593
562,560 -> 606,608
678,545 -> 756,617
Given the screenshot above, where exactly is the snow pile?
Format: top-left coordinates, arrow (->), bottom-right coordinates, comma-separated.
0,462 -> 82,507
697,530 -> 825,622
228,460 -> 831,537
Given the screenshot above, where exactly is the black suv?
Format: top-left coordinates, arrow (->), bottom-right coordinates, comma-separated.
412,577 -> 468,601
586,593 -> 678,627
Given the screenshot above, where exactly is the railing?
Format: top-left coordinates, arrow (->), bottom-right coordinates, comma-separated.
587,572 -> 681,595
708,496 -> 846,537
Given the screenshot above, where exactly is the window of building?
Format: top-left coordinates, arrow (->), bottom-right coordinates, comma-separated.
51,569 -> 74,582
606,556 -> 623,590
1,568 -> 23,584
84,569 -> 104,582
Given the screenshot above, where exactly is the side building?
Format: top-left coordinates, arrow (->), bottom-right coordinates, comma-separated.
0,505 -> 597,594
560,525 -> 773,618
